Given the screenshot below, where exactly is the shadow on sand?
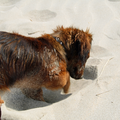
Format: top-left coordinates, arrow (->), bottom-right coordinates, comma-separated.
2,88 -> 71,111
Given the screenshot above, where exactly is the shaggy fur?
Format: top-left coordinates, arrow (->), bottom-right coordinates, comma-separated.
0,26 -> 92,103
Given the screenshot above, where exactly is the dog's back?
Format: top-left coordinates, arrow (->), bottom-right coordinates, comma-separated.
0,32 -> 43,89
0,32 -> 70,96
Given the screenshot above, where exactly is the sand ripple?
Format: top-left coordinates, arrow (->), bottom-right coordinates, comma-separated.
26,10 -> 57,22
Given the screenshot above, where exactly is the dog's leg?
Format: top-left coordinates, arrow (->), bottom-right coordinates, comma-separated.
0,97 -> 4,105
21,88 -> 45,101
0,97 -> 4,120
63,71 -> 70,93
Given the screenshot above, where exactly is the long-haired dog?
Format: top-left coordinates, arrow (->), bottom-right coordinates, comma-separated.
0,26 -> 92,103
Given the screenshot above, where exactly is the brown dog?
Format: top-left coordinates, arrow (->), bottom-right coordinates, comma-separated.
0,26 -> 92,102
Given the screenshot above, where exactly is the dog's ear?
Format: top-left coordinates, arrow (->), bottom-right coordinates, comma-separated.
85,29 -> 92,44
75,31 -> 92,65
79,40 -> 90,65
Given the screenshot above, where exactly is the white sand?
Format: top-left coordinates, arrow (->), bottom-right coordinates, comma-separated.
0,0 -> 120,119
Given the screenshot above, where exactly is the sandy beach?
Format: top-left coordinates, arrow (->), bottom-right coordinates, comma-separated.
0,0 -> 120,119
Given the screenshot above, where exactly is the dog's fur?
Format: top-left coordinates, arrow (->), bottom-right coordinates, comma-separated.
0,26 -> 92,102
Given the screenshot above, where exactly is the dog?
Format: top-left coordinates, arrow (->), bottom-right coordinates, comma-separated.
0,26 -> 92,103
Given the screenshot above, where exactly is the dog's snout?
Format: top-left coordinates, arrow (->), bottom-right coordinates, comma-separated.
69,65 -> 85,79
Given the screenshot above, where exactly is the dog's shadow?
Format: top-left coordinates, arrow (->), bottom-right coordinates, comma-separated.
83,66 -> 98,80
2,88 -> 71,111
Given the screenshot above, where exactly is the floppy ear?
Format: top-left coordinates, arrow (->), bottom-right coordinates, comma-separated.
81,42 -> 90,65
75,33 -> 91,66
85,29 -> 92,44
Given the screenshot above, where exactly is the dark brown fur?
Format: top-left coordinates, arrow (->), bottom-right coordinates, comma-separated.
0,26 -> 92,102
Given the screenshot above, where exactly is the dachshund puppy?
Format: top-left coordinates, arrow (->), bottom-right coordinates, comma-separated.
0,26 -> 92,102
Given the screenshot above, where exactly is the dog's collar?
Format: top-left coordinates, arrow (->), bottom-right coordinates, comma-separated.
53,36 -> 62,44
53,36 -> 66,50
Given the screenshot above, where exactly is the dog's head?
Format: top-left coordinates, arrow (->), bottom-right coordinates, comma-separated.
52,26 -> 92,79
